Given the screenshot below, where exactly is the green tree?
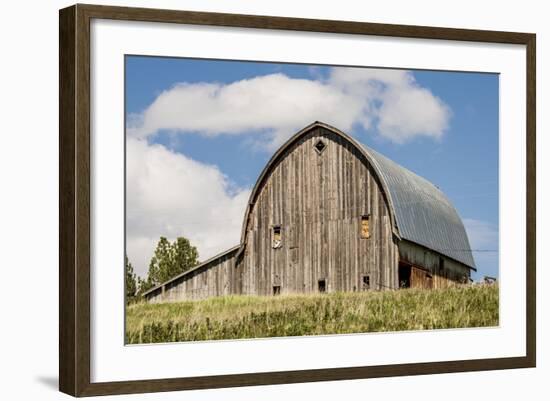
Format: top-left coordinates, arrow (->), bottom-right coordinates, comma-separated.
137,276 -> 153,297
145,236 -> 200,287
125,256 -> 137,304
172,237 -> 199,276
147,237 -> 172,286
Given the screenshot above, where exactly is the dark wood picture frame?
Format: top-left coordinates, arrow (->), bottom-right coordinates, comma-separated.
59,3 -> 536,397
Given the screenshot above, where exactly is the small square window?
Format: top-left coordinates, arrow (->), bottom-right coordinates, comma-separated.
362,275 -> 370,290
272,225 -> 282,248
361,215 -> 370,239
273,285 -> 281,295
318,279 -> 326,293
314,139 -> 326,154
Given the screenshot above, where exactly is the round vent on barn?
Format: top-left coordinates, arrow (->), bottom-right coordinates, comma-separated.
314,139 -> 327,154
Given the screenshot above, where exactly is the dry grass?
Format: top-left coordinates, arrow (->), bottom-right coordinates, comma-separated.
125,284 -> 498,344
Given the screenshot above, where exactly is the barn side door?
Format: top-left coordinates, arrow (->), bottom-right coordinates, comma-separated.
398,261 -> 411,288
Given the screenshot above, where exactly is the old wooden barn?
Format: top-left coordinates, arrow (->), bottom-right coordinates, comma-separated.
144,122 -> 476,303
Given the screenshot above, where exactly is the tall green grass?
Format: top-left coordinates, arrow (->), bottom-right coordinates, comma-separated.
125,285 -> 498,344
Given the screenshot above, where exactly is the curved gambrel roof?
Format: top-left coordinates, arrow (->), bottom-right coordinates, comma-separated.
239,121 -> 476,269
366,146 -> 476,268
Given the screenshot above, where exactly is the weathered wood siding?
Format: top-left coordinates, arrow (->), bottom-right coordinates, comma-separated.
399,240 -> 471,289
240,127 -> 399,295
146,249 -> 238,303
410,265 -> 433,289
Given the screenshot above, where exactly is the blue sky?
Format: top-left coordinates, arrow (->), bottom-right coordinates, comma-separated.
125,56 -> 499,281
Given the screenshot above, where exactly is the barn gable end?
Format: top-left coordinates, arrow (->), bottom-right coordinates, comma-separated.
239,125 -> 398,295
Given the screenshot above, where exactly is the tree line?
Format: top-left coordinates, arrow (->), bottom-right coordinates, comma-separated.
126,236 -> 199,304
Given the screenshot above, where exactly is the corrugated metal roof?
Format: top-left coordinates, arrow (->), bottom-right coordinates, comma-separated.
363,145 -> 476,268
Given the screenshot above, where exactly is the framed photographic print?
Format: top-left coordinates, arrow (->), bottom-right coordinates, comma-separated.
59,4 -> 536,397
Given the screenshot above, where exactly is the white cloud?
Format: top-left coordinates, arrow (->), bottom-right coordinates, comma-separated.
126,138 -> 250,277
129,68 -> 451,149
328,68 -> 451,143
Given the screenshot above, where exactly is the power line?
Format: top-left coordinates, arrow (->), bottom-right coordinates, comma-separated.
433,249 -> 498,253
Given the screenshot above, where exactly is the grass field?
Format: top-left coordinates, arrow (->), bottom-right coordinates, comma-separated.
125,284 -> 498,344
